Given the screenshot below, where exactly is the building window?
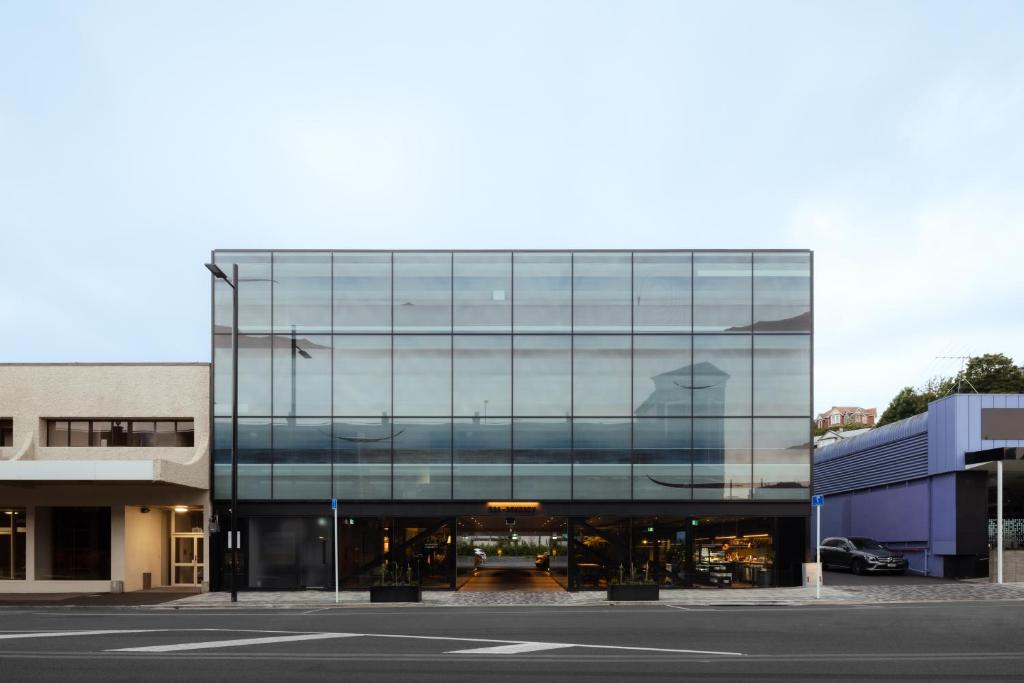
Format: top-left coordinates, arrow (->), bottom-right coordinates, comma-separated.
46,420 -> 195,447
0,419 -> 12,447
0,509 -> 27,580
830,414 -> 840,425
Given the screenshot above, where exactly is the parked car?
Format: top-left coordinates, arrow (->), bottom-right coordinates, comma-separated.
473,548 -> 487,564
820,536 -> 908,574
535,552 -> 550,570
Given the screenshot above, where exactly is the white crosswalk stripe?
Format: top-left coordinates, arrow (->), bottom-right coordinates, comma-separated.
447,642 -> 574,654
0,630 -> 162,640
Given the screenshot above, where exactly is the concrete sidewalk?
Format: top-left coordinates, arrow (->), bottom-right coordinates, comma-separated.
156,580 -> 1024,609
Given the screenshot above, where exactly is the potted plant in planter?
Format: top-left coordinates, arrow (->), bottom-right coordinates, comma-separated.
370,561 -> 422,603
607,563 -> 659,601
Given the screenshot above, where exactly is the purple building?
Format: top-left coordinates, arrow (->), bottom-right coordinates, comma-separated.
813,394 -> 1024,579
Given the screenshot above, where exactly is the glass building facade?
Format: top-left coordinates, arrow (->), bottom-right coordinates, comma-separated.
210,250 -> 812,590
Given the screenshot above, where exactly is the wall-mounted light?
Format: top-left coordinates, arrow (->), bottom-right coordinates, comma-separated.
140,507 -> 151,514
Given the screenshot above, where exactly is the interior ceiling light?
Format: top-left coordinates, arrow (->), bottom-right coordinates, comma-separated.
174,505 -> 189,513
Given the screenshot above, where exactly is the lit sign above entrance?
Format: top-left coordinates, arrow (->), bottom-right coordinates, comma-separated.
486,501 -> 540,512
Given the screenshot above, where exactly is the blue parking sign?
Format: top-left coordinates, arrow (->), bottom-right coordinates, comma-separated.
811,495 -> 824,507
331,498 -> 338,510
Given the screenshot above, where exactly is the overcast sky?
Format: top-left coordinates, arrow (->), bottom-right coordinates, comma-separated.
2,1 -> 1022,415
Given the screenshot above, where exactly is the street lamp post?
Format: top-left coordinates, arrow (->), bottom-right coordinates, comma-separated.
206,262 -> 239,602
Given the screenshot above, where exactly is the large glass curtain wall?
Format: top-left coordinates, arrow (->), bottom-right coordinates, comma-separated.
213,251 -> 812,502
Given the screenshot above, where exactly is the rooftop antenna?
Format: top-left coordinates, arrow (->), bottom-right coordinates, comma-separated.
936,355 -> 979,394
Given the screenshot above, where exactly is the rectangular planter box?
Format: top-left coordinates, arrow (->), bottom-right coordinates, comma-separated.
370,585 -> 422,603
607,584 -> 659,601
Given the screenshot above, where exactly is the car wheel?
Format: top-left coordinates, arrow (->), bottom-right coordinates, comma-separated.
851,559 -> 866,575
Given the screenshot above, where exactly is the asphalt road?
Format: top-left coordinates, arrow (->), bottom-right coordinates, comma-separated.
0,601 -> 1021,681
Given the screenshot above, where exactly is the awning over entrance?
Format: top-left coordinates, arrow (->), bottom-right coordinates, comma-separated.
0,459 -> 206,489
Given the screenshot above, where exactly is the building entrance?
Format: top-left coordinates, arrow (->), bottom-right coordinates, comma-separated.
457,516 -> 568,591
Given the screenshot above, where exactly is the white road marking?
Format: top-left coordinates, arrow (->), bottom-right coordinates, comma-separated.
0,630 -> 162,640
447,642 -> 574,654
110,632 -> 359,652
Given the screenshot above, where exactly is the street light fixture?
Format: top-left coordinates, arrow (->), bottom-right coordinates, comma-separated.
206,261 -> 239,603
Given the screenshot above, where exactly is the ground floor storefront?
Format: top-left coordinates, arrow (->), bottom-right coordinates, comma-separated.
0,484 -> 209,592
210,502 -> 809,592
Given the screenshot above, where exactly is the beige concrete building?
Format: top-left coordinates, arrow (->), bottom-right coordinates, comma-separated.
0,363 -> 210,593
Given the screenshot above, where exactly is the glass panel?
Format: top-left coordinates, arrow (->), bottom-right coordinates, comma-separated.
155,421 -> 176,447
239,418 -> 272,499
334,419 -> 392,500
453,419 -> 511,500
272,334 -> 332,416
47,420 -> 68,447
753,418 -> 811,499
754,335 -> 811,416
453,335 -> 511,417
214,334 -> 273,417
213,417 -> 231,498
693,418 -> 751,500
753,252 -> 811,332
0,509 -> 27,580
573,335 -> 630,416
453,252 -> 511,332
513,252 -> 571,332
0,419 -> 12,447
90,421 -> 112,447
175,421 -> 195,447
633,252 -> 691,332
393,252 -> 451,332
213,251 -> 273,333
175,537 -> 196,564
247,516 -> 334,589
47,507 -> 111,580
513,419 -> 571,499
693,252 -> 752,332
69,421 -> 89,447
130,421 -> 155,447
633,335 -> 692,417
110,420 -> 129,446
333,335 -> 391,416
633,418 -> 691,500
272,251 -> 332,332
393,418 -> 451,500
692,335 -> 752,416
393,336 -> 451,416
272,418 -> 332,499
573,418 -> 631,499
573,252 -> 631,332
513,336 -> 571,417
333,252 -> 391,332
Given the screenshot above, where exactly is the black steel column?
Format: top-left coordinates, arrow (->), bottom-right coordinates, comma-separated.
230,263 -> 239,602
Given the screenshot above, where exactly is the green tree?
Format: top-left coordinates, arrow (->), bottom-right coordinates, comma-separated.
953,354 -> 1024,394
877,386 -> 929,427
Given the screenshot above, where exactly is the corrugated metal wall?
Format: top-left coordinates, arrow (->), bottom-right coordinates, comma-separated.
814,431 -> 928,496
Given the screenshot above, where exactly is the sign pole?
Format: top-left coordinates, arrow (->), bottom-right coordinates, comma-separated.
332,499 -> 339,603
816,503 -> 821,600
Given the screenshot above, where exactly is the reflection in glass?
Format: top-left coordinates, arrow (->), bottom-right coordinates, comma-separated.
512,252 -> 571,332
47,420 -> 68,446
692,335 -> 751,416
513,419 -> 571,499
334,335 -> 391,416
633,418 -> 692,500
334,419 -> 392,500
273,252 -> 332,332
573,336 -> 630,416
453,336 -> 511,417
213,251 -> 272,333
573,252 -> 631,332
753,252 -> 811,332
0,509 -> 26,580
693,252 -> 752,332
453,419 -> 511,499
334,252 -> 391,332
633,252 -> 691,332
633,335 -> 692,417
693,418 -> 751,500
130,421 -> 155,447
453,252 -> 511,332
753,418 -> 810,499
69,421 -> 89,447
214,334 -> 272,417
213,418 -> 272,500
91,421 -> 112,447
394,336 -> 451,416
754,335 -> 811,416
573,418 -> 631,499
513,336 -> 571,416
393,418 -> 451,500
247,516 -> 333,589
273,418 -> 332,499
393,252 -> 452,332
272,334 -> 332,416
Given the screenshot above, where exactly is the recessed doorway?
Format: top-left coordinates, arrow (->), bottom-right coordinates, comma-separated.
457,516 -> 567,591
171,509 -> 204,586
